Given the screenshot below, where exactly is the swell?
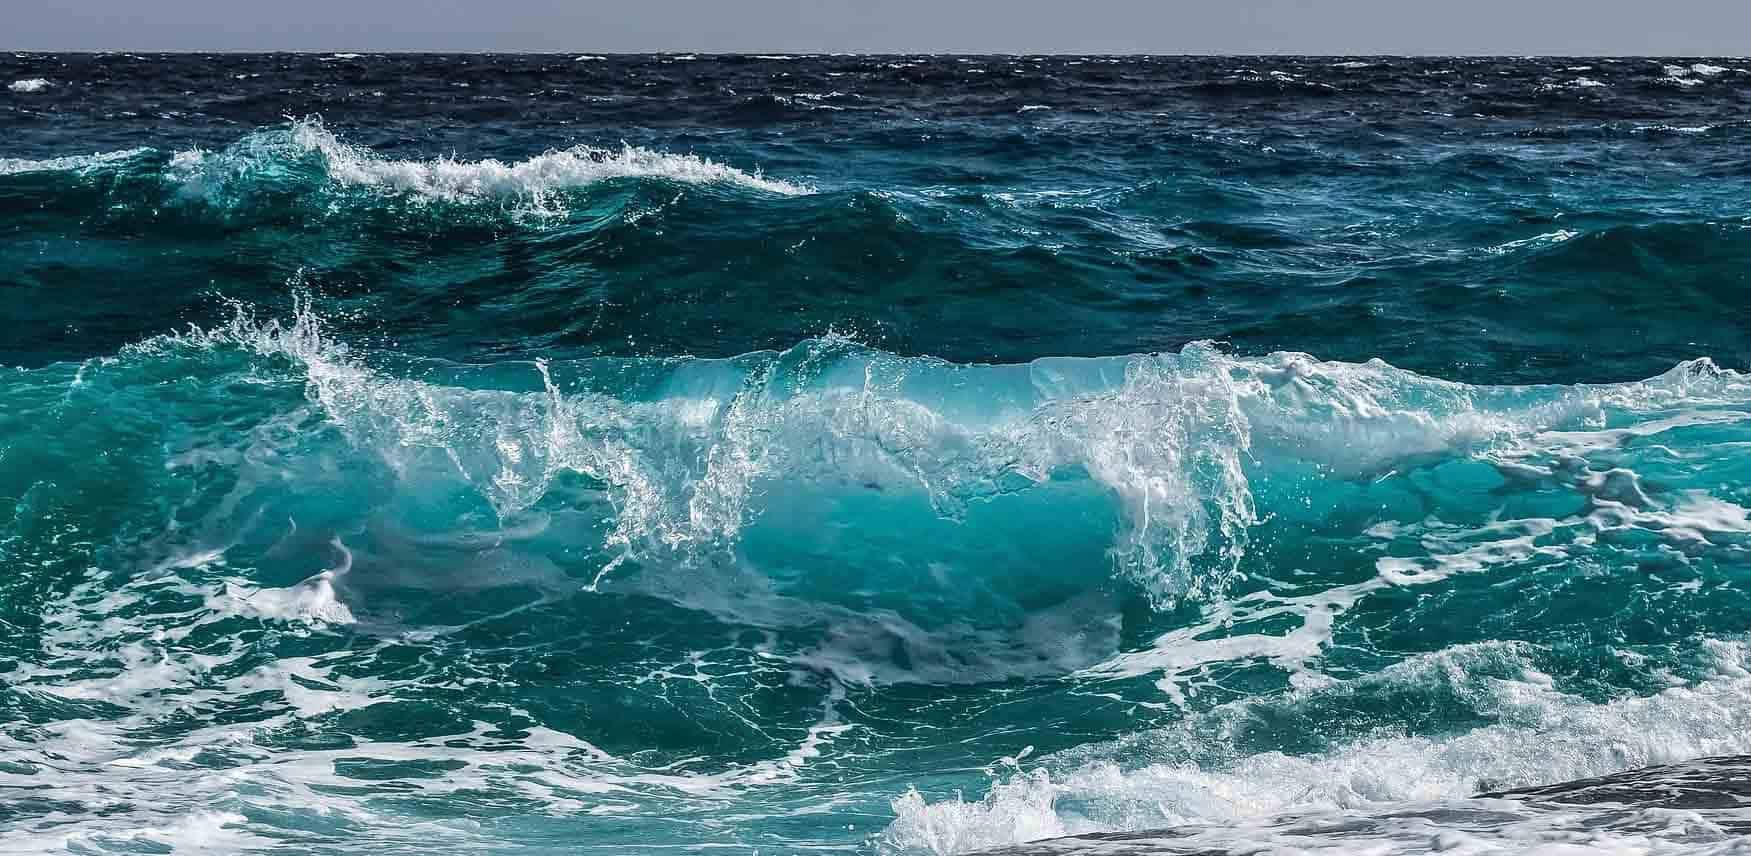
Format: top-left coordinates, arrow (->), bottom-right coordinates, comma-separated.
10,55 -> 1751,856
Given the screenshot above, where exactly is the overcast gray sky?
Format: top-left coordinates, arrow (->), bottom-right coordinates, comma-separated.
11,0 -> 1751,54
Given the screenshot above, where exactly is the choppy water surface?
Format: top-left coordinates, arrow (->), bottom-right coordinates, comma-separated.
3,54 -> 1751,855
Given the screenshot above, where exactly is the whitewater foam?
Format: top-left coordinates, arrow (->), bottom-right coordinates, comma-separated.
0,558 -> 860,853
1537,77 -> 1609,93
214,537 -> 358,626
1661,65 -> 1706,87
8,78 -> 51,93
882,641 -> 1751,854
1486,228 -> 1581,254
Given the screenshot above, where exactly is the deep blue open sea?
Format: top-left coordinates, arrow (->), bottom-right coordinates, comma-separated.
4,54 -> 1751,855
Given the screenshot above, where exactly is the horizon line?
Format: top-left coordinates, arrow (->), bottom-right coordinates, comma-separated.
6,49 -> 1749,58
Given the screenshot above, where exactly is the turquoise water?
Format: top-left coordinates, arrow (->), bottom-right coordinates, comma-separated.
3,55 -> 1751,854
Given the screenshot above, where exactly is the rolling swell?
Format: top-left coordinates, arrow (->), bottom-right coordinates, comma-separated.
8,120 -> 1751,382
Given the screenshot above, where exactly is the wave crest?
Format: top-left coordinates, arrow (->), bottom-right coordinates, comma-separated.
0,119 -> 807,216
166,119 -> 808,210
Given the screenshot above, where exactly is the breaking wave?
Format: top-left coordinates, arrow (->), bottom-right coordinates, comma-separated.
84,296 -> 1751,613
0,118 -> 808,215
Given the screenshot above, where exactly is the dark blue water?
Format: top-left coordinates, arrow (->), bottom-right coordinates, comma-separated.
3,54 -> 1751,855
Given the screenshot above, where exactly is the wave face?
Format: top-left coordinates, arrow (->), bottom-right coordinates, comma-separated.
5,54 -> 1751,856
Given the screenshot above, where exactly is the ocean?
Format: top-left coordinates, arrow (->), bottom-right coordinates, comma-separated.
2,53 -> 1750,855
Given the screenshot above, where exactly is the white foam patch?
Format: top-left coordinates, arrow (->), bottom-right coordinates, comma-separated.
1535,76 -> 1609,93
1487,228 -> 1580,254
8,78 -> 51,93
210,537 -> 357,626
1661,65 -> 1706,87
1077,582 -> 1360,705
